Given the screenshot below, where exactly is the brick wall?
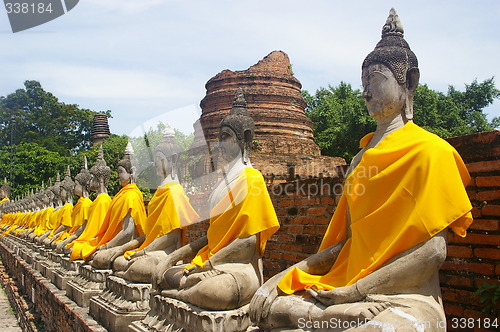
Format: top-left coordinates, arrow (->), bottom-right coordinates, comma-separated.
441,130 -> 500,326
0,244 -> 106,332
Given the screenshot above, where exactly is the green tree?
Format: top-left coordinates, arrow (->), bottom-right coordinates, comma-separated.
0,81 -> 114,198
0,80 -> 110,155
304,82 -> 376,162
0,143 -> 69,197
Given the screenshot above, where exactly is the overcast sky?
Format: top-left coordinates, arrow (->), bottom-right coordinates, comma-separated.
1,0 -> 499,137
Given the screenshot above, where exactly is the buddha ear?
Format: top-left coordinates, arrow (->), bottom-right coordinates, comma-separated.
406,68 -> 420,92
130,166 -> 137,184
243,130 -> 253,146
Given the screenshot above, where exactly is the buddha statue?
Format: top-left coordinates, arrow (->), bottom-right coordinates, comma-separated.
35,175 -> 63,244
67,145 -> 112,259
113,125 -> 199,283
86,143 -> 147,269
55,157 -> 93,253
153,88 -> 280,311
29,187 -> 54,241
44,167 -> 74,247
249,9 -> 473,331
0,178 -> 11,216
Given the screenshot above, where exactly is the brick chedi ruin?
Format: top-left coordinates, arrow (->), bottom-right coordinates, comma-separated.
197,50 -> 345,177
90,113 -> 111,146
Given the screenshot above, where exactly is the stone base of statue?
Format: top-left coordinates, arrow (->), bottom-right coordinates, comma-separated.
66,263 -> 111,307
89,275 -> 151,332
129,293 -> 252,332
39,251 -> 61,281
53,256 -> 84,290
32,246 -> 50,272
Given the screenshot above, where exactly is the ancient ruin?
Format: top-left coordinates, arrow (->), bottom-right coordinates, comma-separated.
197,50 -> 345,178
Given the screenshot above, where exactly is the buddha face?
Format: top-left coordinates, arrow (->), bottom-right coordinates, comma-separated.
219,126 -> 242,162
89,174 -> 99,192
362,63 -> 406,121
74,180 -> 83,197
155,151 -> 171,178
117,165 -> 131,187
60,187 -> 69,202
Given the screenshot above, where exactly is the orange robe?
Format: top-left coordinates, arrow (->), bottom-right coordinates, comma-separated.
124,182 -> 198,258
78,184 -> 146,260
190,167 -> 280,268
48,203 -> 73,239
55,197 -> 92,242
68,193 -> 111,260
278,122 -> 473,294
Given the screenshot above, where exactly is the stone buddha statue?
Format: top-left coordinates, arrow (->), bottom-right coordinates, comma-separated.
35,175 -> 63,244
44,167 -> 74,247
87,143 -> 147,269
55,157 -> 93,253
113,125 -> 199,283
28,187 -> 54,241
67,145 -> 112,260
0,178 -> 11,216
152,88 -> 280,311
249,9 -> 473,331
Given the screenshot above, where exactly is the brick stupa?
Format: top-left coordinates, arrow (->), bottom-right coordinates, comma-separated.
197,51 -> 345,177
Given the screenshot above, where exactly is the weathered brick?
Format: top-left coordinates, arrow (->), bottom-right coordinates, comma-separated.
476,175 -> 500,187
449,233 -> 500,246
467,160 -> 500,173
477,190 -> 500,202
469,219 -> 499,231
482,205 -> 500,217
307,206 -> 327,216
443,302 -> 464,317
441,260 -> 495,275
440,274 -> 473,288
474,248 -> 500,260
447,245 -> 473,258
472,207 -> 482,218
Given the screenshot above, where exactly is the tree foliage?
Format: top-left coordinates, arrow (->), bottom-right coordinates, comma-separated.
305,78 -> 499,162
0,81 -> 113,198
0,80 -> 109,155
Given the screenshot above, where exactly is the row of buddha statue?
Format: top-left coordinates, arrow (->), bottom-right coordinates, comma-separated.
0,9 -> 473,332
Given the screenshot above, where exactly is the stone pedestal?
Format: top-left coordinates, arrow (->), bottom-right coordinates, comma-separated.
66,264 -> 111,307
53,256 -> 84,290
39,251 -> 61,281
32,246 -> 50,271
129,294 -> 251,332
89,276 -> 151,332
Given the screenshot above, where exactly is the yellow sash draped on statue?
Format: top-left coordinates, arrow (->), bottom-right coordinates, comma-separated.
190,167 -> 280,268
68,193 -> 111,261
124,182 -> 199,258
48,203 -> 73,238
278,122 -> 473,294
34,207 -> 54,236
78,184 -> 146,260
55,197 -> 92,242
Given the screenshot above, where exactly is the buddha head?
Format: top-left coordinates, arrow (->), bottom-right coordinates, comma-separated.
60,166 -> 75,203
49,173 -> 62,205
74,156 -> 91,197
362,8 -> 420,122
90,145 -> 111,193
154,124 -> 181,180
219,88 -> 255,165
117,142 -> 136,186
